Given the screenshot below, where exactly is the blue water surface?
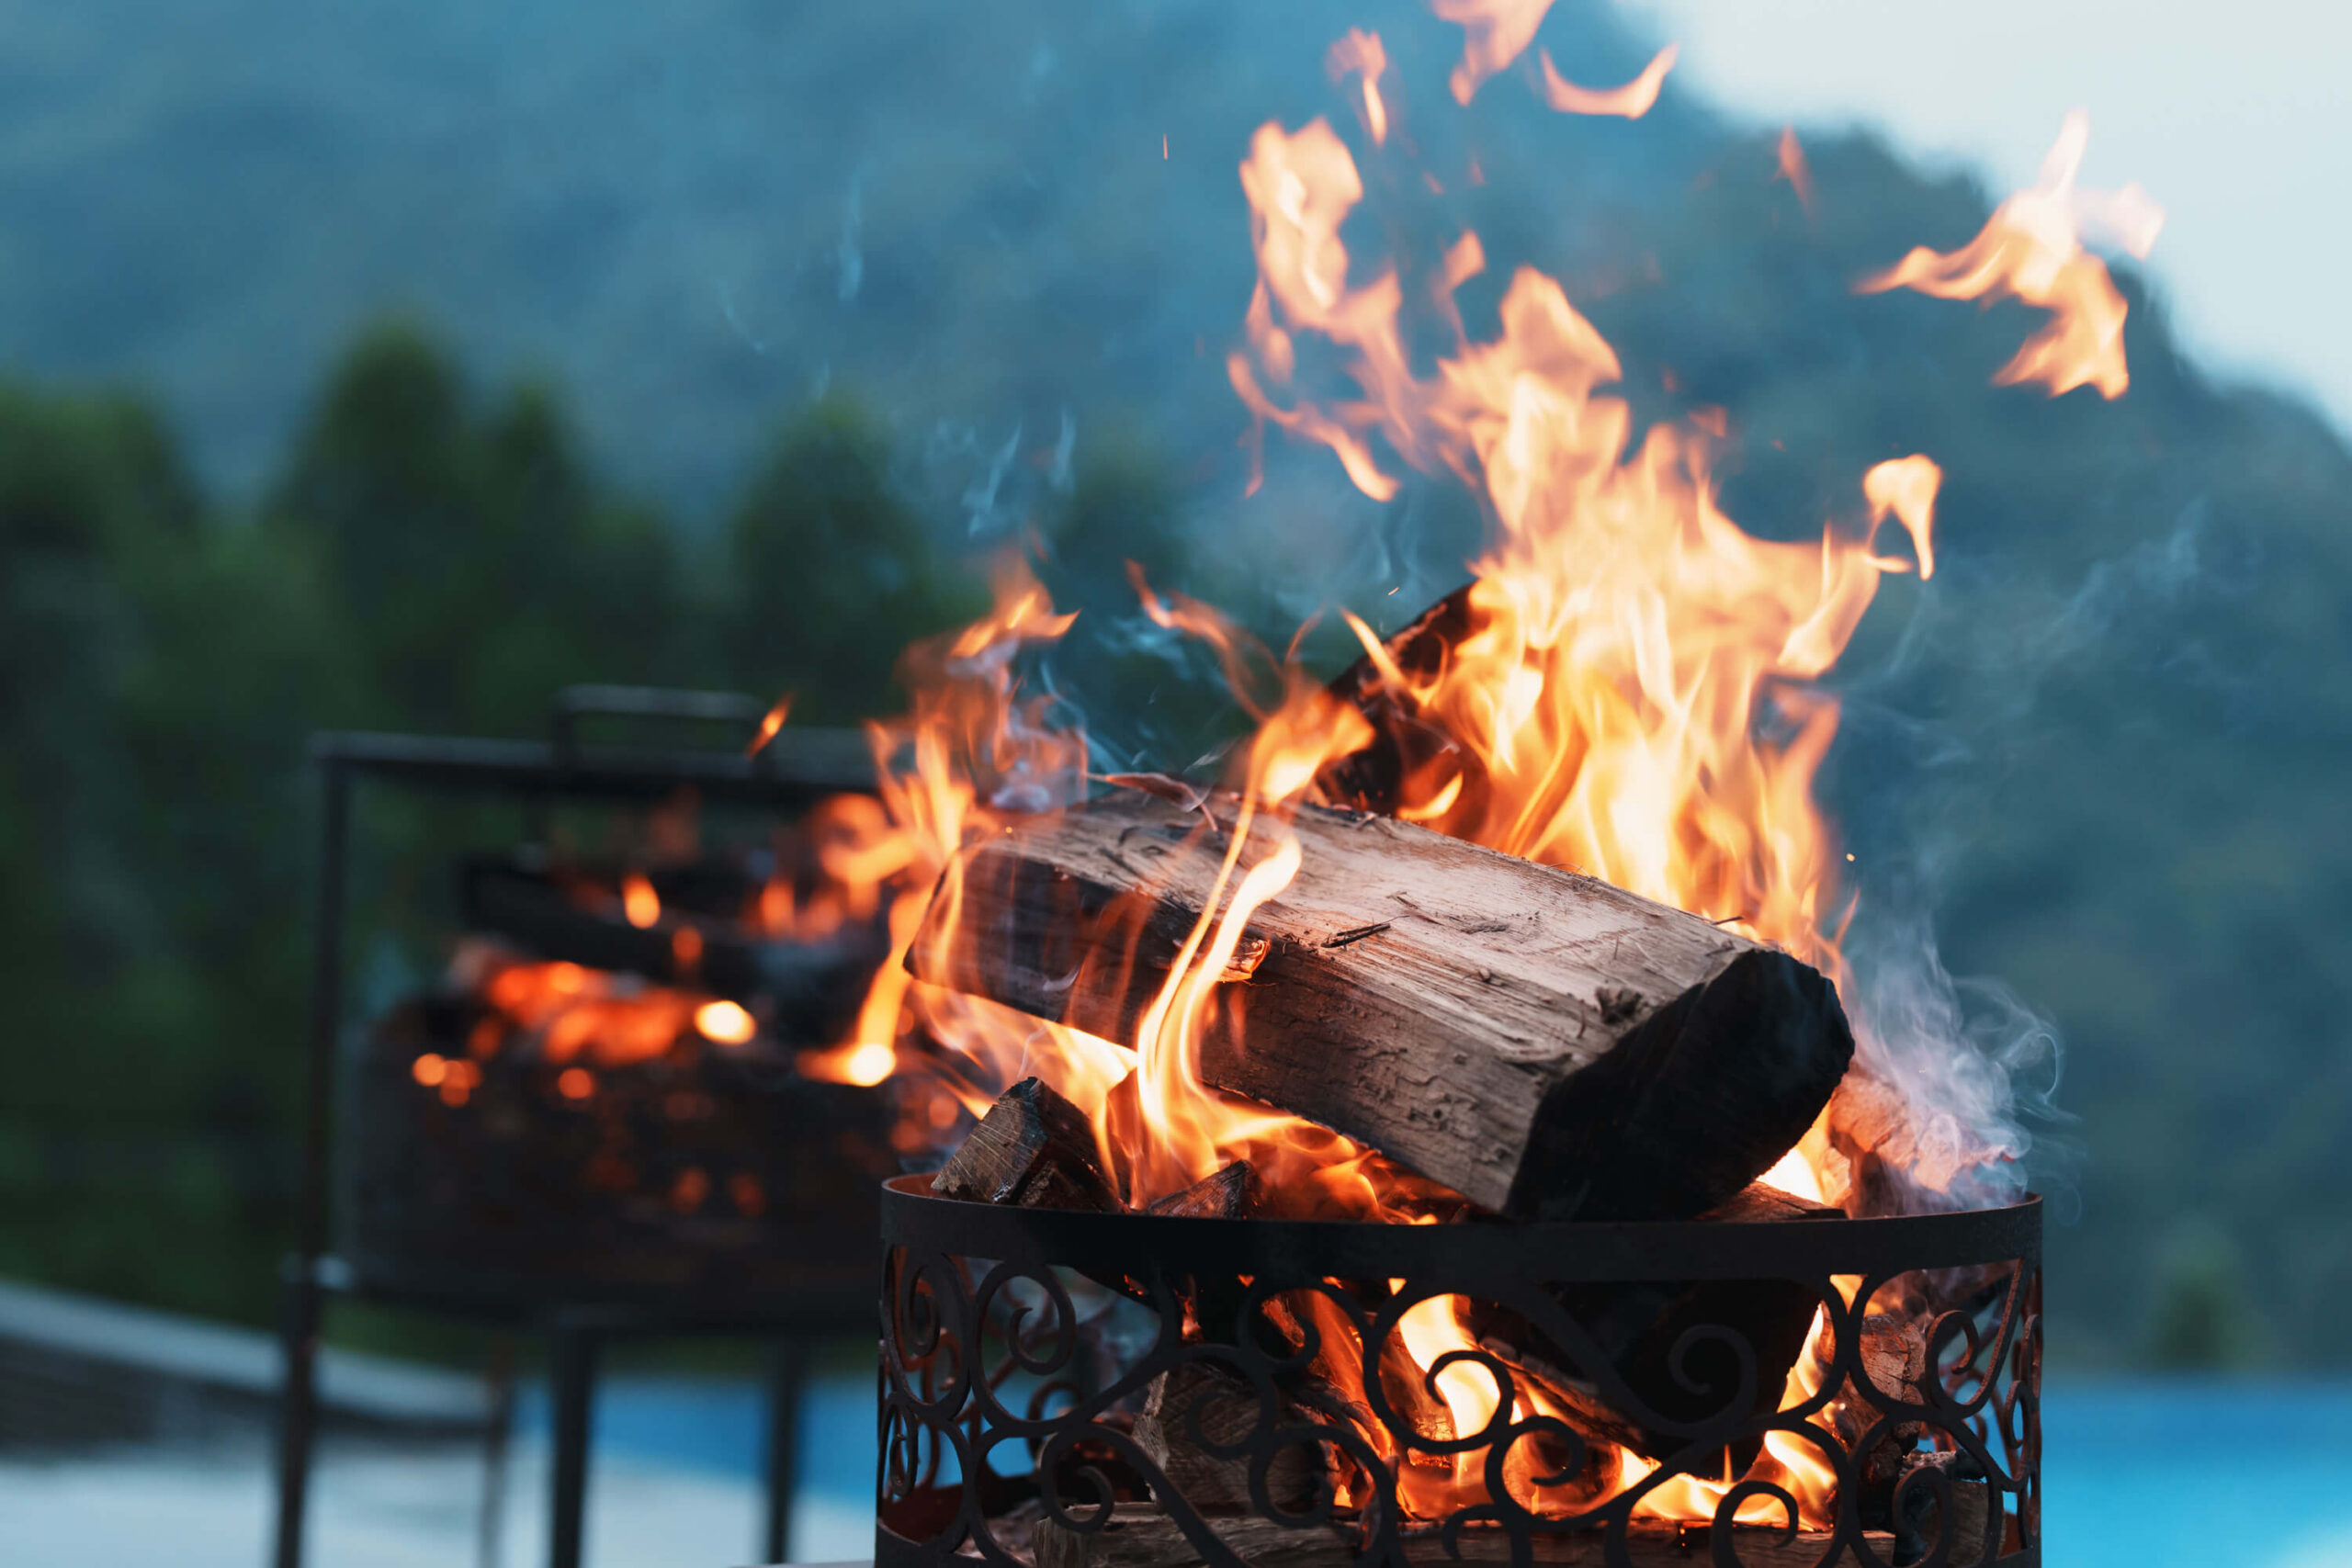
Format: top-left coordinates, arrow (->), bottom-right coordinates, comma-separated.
529,1376 -> 2352,1567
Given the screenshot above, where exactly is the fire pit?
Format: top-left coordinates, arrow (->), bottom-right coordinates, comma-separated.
878,1177 -> 2039,1567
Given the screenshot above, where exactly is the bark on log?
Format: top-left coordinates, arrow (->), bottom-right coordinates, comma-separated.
1035,1504 -> 1889,1568
931,1077 -> 1120,1213
911,792 -> 1853,1220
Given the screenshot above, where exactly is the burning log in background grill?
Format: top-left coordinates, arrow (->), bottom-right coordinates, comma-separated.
272,688 -> 918,1568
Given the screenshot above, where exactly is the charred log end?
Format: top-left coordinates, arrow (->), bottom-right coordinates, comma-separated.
1511,947 -> 1856,1222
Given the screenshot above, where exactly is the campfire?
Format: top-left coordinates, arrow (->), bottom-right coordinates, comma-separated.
845,3 -> 2143,1563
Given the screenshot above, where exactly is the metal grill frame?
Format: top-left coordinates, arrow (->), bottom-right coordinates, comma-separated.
878,1175 -> 2041,1568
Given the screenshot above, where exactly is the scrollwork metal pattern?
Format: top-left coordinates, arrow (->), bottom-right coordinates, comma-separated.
877,1180 -> 2041,1568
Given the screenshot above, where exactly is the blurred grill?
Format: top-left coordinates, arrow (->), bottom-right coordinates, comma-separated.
274,687 -> 904,1568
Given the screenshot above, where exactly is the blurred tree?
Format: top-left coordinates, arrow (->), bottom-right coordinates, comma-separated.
268,323 -> 694,735
2144,1219 -> 2269,1369
715,395 -> 984,722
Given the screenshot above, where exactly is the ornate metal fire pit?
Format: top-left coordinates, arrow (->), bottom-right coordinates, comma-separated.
877,1175 -> 2041,1568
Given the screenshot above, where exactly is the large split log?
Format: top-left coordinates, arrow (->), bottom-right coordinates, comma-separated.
910,791 -> 1852,1220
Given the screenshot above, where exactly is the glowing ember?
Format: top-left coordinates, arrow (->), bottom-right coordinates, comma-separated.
621,872 -> 661,930
747,692 -> 794,757
695,998 -> 757,1045
1860,110 -> 2164,398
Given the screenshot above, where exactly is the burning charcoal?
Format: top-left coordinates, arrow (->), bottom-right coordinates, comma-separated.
1144,1162 -> 1259,1220
911,790 -> 1854,1222
1892,1450 -> 1996,1566
1133,1360 -> 1320,1514
933,1077 -> 1121,1213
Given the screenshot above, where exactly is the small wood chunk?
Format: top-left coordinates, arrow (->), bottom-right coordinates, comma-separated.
1133,1360 -> 1320,1514
931,1077 -> 1120,1212
1144,1162 -> 1259,1220
1831,1311 -> 1932,1527
1893,1451 -> 1996,1566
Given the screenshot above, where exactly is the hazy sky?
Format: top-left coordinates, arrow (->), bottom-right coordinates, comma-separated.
1623,0 -> 2346,429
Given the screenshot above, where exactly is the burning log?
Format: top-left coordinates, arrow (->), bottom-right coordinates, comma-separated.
1036,1504 -> 1887,1568
912,791 -> 1853,1220
932,1077 -> 1121,1213
1132,1360 -> 1321,1514
1317,583 -> 1477,819
1831,1308 -> 1932,1527
461,853 -> 887,1032
1466,1182 -> 1843,1460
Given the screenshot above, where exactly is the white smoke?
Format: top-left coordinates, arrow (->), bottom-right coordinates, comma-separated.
1838,907 -> 2068,1213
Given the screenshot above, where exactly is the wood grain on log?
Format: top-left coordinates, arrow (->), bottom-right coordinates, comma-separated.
930,1077 -> 1120,1212
911,792 -> 1853,1220
1145,1162 -> 1260,1220
1133,1360 -> 1320,1514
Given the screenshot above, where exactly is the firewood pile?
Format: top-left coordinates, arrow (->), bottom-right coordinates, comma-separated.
896,784 -> 2011,1565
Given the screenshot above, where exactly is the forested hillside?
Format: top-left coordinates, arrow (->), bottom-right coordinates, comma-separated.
0,0 -> 2342,1367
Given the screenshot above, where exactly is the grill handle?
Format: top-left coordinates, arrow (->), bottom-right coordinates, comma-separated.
549,684 -> 773,764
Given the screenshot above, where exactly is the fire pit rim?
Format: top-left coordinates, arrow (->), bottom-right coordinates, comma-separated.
879,1173 -> 2041,1281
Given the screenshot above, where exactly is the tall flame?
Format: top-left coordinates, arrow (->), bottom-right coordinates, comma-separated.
1860,110 -> 2164,398
837,12 -> 2120,1530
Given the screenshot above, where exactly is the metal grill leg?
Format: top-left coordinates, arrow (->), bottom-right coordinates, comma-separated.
478,1334 -> 518,1568
268,1268 -> 322,1568
762,1336 -> 813,1563
548,1325 -> 598,1568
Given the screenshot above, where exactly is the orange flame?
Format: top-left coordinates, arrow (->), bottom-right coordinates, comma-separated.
746,692 -> 793,757
1327,29 -> 1391,146
1431,0 -> 1555,105
1536,42 -> 1676,118
1860,110 -> 2163,398
1776,127 -> 1815,216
